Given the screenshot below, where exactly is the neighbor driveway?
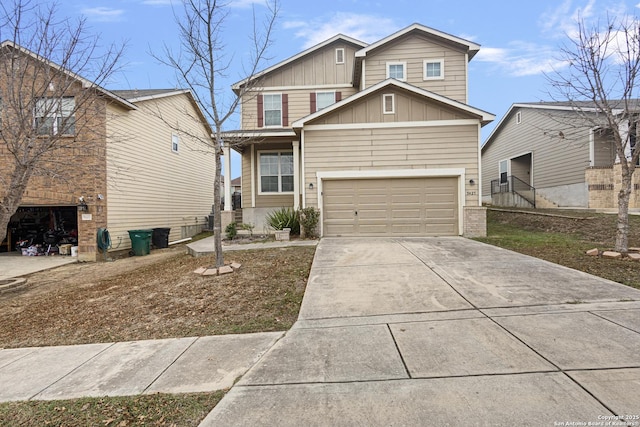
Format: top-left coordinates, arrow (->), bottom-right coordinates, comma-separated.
201,237 -> 640,426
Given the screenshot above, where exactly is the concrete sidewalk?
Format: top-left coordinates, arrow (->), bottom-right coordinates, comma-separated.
0,332 -> 282,401
201,237 -> 640,426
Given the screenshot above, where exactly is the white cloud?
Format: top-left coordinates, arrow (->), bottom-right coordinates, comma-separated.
475,42 -> 566,77
284,12 -> 397,48
81,7 -> 125,22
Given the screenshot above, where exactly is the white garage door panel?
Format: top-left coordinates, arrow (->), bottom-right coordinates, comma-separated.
323,177 -> 458,237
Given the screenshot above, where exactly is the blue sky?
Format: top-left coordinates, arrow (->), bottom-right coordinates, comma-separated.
54,0 -> 640,178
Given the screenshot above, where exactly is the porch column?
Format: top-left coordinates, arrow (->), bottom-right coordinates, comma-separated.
293,140 -> 300,210
223,145 -> 232,212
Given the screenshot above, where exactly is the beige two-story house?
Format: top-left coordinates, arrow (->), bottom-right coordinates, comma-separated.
226,23 -> 494,237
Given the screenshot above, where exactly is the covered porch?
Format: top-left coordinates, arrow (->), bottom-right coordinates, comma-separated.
223,129 -> 303,234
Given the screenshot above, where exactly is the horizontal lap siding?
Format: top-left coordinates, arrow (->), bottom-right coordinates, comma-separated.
241,41 -> 360,130
304,125 -> 479,208
481,108 -> 591,197
106,96 -> 215,248
363,34 -> 468,103
241,87 -> 358,129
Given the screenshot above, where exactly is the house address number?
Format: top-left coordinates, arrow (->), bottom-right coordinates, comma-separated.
466,191 -> 477,196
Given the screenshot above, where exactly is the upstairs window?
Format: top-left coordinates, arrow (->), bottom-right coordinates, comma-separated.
336,48 -> 345,64
316,91 -> 336,111
386,62 -> 406,81
263,94 -> 282,127
34,97 -> 75,135
423,59 -> 444,80
259,151 -> 294,193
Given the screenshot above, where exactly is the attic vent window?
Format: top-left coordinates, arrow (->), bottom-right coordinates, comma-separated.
336,48 -> 345,64
516,111 -> 522,124
383,94 -> 395,114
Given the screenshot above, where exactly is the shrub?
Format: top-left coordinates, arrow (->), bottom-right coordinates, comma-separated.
298,207 -> 320,238
225,222 -> 237,240
266,207 -> 300,235
240,223 -> 255,236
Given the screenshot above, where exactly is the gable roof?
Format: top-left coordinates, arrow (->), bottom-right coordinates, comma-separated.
355,23 -> 481,60
112,89 -> 214,135
292,78 -> 494,128
231,34 -> 368,94
481,100 -> 640,152
111,89 -> 187,102
1,40 -> 137,110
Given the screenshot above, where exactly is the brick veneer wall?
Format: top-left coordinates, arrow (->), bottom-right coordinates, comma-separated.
463,206 -> 487,237
0,51 -> 108,261
586,165 -> 640,209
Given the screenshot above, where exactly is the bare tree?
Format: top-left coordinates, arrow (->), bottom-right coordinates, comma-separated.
547,16 -> 640,253
158,0 -> 278,268
0,0 -> 125,245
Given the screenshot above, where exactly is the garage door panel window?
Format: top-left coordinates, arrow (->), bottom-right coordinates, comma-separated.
259,151 -> 293,193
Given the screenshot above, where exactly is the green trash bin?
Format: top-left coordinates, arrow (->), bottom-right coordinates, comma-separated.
128,229 -> 152,256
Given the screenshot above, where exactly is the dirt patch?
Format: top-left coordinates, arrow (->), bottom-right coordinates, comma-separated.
0,244 -> 316,349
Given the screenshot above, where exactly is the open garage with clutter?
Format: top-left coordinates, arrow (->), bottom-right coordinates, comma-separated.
0,206 -> 79,256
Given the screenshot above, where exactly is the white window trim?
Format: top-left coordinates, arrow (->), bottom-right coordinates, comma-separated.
171,134 -> 180,153
516,111 -> 522,124
386,61 -> 407,81
263,93 -> 283,128
383,93 -> 395,114
336,48 -> 345,64
423,58 -> 444,80
257,149 -> 294,195
316,90 -> 336,111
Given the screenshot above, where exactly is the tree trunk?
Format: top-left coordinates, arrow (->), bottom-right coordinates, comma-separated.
212,140 -> 224,268
0,163 -> 32,245
615,163 -> 633,253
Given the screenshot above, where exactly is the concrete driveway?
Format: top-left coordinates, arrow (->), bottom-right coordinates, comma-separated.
201,237 -> 640,426
0,252 -> 77,281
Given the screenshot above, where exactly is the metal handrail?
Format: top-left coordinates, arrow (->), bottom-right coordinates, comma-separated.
490,176 -> 536,208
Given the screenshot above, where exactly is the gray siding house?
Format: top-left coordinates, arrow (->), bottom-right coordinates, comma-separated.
482,102 -> 640,209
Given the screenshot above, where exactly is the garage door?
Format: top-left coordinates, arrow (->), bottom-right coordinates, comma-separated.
322,177 -> 458,237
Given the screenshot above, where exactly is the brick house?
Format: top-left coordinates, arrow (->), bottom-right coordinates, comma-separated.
0,41 -> 215,261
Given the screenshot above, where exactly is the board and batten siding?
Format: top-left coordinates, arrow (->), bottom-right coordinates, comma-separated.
313,88 -> 475,125
105,94 -> 214,250
241,87 -> 358,130
259,42 -> 360,87
303,124 -> 480,209
363,34 -> 468,103
481,108 -> 592,198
